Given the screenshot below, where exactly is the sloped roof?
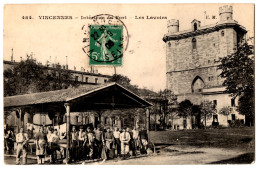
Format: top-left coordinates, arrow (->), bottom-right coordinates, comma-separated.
4,83 -> 152,108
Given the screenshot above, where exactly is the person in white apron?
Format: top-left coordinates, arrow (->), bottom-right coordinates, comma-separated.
35,126 -> 47,164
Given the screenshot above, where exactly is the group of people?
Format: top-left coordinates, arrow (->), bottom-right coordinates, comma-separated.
14,126 -> 62,165
11,125 -> 149,165
69,126 -> 149,162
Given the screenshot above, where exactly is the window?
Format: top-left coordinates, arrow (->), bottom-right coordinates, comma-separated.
85,77 -> 89,83
85,116 -> 89,124
168,42 -> 171,47
192,76 -> 205,93
75,76 -> 79,81
95,78 -> 98,84
105,117 -> 109,125
213,100 -> 217,109
54,116 -> 58,125
192,38 -> 196,50
183,119 -> 187,129
213,115 -> 218,122
194,23 -> 197,31
208,76 -> 214,81
231,98 -> 235,107
76,116 -> 79,123
104,79 -> 107,83
231,114 -> 236,121
221,30 -> 225,37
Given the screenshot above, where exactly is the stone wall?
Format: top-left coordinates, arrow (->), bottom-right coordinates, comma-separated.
166,28 -> 238,95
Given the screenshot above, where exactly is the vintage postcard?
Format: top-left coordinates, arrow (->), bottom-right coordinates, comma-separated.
3,3 -> 255,165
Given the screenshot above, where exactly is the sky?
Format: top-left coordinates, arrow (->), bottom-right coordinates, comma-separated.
3,4 -> 254,92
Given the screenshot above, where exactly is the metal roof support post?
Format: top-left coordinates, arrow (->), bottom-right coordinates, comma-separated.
17,108 -> 22,131
146,108 -> 150,142
64,103 -> 70,164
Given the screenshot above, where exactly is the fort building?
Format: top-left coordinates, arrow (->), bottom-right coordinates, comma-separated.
163,5 -> 246,129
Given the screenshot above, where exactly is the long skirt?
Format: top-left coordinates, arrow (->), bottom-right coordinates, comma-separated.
36,139 -> 47,156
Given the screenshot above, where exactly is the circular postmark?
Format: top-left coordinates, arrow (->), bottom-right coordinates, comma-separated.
82,14 -> 129,66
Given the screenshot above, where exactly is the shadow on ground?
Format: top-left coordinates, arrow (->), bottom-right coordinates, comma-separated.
209,153 -> 255,164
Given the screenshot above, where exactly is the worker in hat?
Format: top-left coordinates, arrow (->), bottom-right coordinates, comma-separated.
78,126 -> 86,160
104,127 -> 115,159
119,127 -> 131,159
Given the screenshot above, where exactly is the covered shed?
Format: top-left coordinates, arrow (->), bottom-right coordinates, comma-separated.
4,82 -> 152,162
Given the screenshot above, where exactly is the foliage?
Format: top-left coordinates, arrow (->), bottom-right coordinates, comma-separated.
4,57 -> 78,96
217,42 -> 254,125
219,106 -> 232,116
108,74 -> 139,94
178,100 -> 193,118
199,100 -> 216,126
230,119 -> 245,128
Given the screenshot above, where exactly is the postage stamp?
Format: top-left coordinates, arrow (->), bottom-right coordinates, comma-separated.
82,14 -> 129,66
89,25 -> 123,65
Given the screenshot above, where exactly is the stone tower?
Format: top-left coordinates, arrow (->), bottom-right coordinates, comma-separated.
163,5 -> 247,105
219,5 -> 233,21
167,19 -> 179,33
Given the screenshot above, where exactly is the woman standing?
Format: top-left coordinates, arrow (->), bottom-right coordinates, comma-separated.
35,126 -> 47,164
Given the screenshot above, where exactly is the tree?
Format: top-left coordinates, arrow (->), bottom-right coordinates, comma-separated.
4,57 -> 78,96
219,106 -> 232,123
192,104 -> 202,128
178,99 -> 193,119
217,42 -> 254,126
153,89 -> 177,130
200,100 -> 216,127
108,74 -> 139,94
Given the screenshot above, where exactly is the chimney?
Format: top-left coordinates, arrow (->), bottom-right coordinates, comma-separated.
11,48 -> 14,62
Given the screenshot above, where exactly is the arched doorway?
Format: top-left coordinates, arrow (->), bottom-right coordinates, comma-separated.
191,76 -> 205,93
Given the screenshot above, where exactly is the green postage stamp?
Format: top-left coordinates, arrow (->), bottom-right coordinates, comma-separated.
89,25 -> 123,66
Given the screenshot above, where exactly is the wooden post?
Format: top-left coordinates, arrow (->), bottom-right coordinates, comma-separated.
146,108 -> 150,142
64,103 -> 70,164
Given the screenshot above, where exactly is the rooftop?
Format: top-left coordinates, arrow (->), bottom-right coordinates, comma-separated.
163,20 -> 247,42
4,83 -> 152,109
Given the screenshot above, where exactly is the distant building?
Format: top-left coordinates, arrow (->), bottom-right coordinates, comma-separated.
163,5 -> 246,129
3,60 -> 110,85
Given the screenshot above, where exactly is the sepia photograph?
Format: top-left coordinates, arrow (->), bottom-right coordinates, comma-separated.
2,3 -> 255,165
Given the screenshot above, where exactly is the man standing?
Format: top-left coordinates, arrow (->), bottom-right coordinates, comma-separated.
78,126 -> 86,160
85,127 -> 95,160
48,128 -> 60,163
94,126 -> 104,159
16,127 -> 29,165
104,127 -> 114,159
5,129 -> 15,155
70,126 -> 78,162
113,127 -> 121,157
139,127 -> 148,154
132,127 -> 140,155
119,127 -> 131,159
